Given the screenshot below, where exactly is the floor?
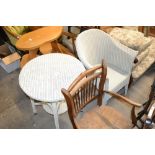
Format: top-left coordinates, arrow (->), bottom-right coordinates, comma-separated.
0,63 -> 154,129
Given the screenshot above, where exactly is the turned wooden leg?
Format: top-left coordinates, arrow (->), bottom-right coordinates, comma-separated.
20,49 -> 38,68
51,41 -> 62,53
29,49 -> 38,60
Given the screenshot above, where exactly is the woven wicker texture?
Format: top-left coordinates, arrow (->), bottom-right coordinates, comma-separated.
19,53 -> 85,102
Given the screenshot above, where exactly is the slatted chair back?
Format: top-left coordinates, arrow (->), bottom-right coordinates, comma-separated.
61,62 -> 107,128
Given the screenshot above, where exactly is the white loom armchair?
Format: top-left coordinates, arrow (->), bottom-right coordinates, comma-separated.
75,29 -> 138,104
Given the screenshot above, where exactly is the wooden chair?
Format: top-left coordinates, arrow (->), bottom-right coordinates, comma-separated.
79,26 -> 100,32
39,31 -> 76,57
59,31 -> 77,57
68,26 -> 100,33
61,62 -> 142,129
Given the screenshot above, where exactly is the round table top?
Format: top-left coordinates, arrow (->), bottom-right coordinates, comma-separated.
16,26 -> 63,51
19,53 -> 85,102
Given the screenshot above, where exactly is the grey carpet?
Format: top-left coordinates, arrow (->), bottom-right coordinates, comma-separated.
0,64 -> 154,129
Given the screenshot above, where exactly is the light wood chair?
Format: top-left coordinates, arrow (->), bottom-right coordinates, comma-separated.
57,31 -> 77,57
61,62 -> 142,129
39,31 -> 76,57
68,26 -> 100,33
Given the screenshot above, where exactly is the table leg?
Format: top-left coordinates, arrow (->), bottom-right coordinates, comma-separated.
30,99 -> 43,114
29,49 -> 38,60
30,99 -> 37,114
20,49 -> 38,68
47,102 -> 60,129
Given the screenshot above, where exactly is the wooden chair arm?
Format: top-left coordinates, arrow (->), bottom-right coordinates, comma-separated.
2,26 -> 20,39
104,90 -> 141,107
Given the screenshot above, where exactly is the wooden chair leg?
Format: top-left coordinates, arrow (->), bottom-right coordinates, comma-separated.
80,27 -> 85,32
51,41 -> 61,52
56,43 -> 75,57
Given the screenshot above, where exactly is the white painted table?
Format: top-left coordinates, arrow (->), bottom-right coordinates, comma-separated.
19,53 -> 85,128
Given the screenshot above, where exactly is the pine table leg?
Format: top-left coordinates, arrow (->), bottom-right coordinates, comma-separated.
20,49 -> 38,68
29,49 -> 38,60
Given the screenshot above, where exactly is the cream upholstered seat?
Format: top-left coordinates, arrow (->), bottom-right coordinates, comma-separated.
75,29 -> 138,103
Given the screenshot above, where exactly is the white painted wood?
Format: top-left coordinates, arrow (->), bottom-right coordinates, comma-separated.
47,103 -> 59,129
30,99 -> 37,114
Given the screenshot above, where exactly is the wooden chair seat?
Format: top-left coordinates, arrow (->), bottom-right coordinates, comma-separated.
76,106 -> 132,129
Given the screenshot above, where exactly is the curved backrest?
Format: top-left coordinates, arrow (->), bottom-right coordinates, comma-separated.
76,29 -> 138,73
76,29 -> 110,66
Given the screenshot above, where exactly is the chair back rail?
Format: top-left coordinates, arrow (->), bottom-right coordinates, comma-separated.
61,61 -> 107,128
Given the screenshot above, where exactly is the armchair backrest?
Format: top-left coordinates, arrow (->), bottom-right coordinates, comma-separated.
76,29 -> 138,73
